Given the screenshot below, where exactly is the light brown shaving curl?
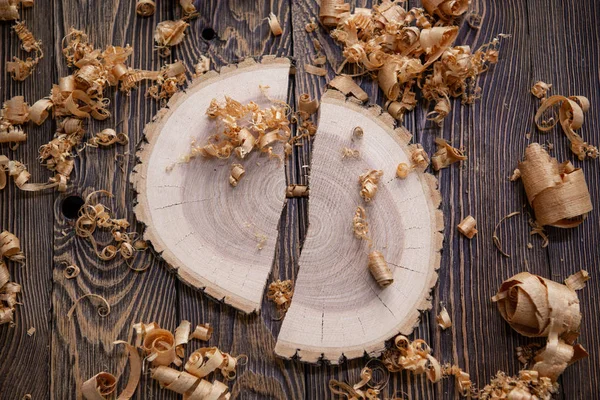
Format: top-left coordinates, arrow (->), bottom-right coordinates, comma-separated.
457,215 -> 477,239
0,230 -> 25,325
431,138 -> 466,170
268,13 -> 283,36
136,0 -> 155,17
368,251 -> 393,288
358,169 -> 383,202
267,279 -> 294,315
154,20 -> 189,58
531,81 -> 552,99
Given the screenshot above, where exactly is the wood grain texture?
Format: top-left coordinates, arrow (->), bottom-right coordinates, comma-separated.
0,0 -> 599,399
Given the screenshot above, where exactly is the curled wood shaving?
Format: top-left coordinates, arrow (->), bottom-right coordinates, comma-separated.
145,61 -> 188,102
268,13 -> 283,36
6,51 -> 42,82
534,95 -> 597,160
431,138 -> 466,170
229,163 -> 245,187
516,343 -> 543,365
285,184 -> 308,198
478,370 -> 558,399
152,366 -> 230,398
457,215 -> 477,239
423,0 -> 469,20
68,293 -> 111,319
328,76 -> 369,102
342,147 -> 360,159
191,323 -> 213,341
27,326 -> 35,336
0,155 -> 65,192
82,341 -> 141,400
518,143 -> 593,228
0,230 -> 24,325
465,12 -> 482,29
395,163 -> 411,179
63,263 -> 81,279
368,251 -> 393,288
531,81 -> 552,99
304,64 -> 327,76
193,55 -> 211,77
179,0 -> 199,19
564,270 -> 589,291
353,126 -> 364,139
358,169 -> 383,202
154,20 -> 189,57
87,129 -> 129,148
319,0 -> 350,27
2,96 -> 30,125
267,279 -> 294,315
298,94 -> 319,116
13,22 -> 41,53
510,168 -> 521,181
409,144 -> 429,170
492,211 -> 520,257
136,0 -> 155,17
305,17 -> 318,32
352,206 -> 371,245
143,328 -> 182,367
528,217 -> 549,248
436,306 -> 451,330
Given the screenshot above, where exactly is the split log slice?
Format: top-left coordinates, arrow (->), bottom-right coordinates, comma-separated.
275,91 -> 443,363
132,58 -> 291,313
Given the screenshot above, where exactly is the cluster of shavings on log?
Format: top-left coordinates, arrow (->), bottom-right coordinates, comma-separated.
517,143 -> 593,229
267,279 -> 294,317
0,0 -> 33,22
534,92 -> 597,160
75,190 -> 148,266
320,0 -> 505,123
82,321 -> 244,400
0,230 -> 25,325
492,271 -> 589,382
176,95 -> 291,185
7,21 -> 43,81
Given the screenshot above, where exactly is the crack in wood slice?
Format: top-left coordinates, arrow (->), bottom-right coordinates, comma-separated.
275,91 -> 443,363
132,57 -> 291,313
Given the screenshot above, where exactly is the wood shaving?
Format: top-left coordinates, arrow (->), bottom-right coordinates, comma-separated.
63,263 -> 80,279
382,335 -> 441,383
465,12 -> 482,29
358,169 -> 383,202
564,270 -> 589,291
7,24 -> 43,81
304,64 -> 327,76
431,138 -> 466,170
516,343 -> 543,365
286,184 -> 309,198
68,293 -> 111,319
75,190 -> 147,263
534,95 -> 598,160
27,327 -> 35,336
229,163 -> 245,187
352,206 -> 371,245
385,89 -> 418,122
298,94 -> 319,116
436,306 -> 452,330
267,279 -> 294,315
154,20 -> 189,57
0,155 -> 65,192
341,147 -> 360,159
527,217 -> 549,248
395,163 -> 411,179
319,0 -> 350,27
179,0 -> 199,19
13,22 -> 41,53
368,251 -> 393,288
268,13 -> 283,36
478,370 -> 558,399
0,0 -> 19,21
82,341 -> 141,400
191,323 -> 213,341
136,0 -> 155,17
510,168 -> 521,181
328,76 -> 369,102
0,96 -> 29,144
409,144 -> 429,170
193,55 -> 211,77
87,129 -> 129,148
353,126 -> 363,139
305,17 -> 317,33
518,143 -> 593,228
457,215 -> 477,239
531,81 -> 552,99
492,271 -> 588,381
492,211 -> 520,257
0,230 -> 24,325
152,367 -> 230,398
423,0 -> 469,20
145,61 -> 188,103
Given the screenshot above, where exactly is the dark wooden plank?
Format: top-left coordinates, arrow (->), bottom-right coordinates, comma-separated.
174,1 -> 306,399
526,0 -> 600,398
0,4 -> 56,399
51,1 -> 178,398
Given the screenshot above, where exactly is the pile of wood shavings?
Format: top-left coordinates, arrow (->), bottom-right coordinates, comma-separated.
82,320 -> 244,400
322,1 -> 505,123
7,21 -> 43,81
0,230 -> 25,325
75,190 -> 148,265
267,279 -> 294,316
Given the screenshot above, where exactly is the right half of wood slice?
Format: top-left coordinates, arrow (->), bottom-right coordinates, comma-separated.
275,91 -> 444,363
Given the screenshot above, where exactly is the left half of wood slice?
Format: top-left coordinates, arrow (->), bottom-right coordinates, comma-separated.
132,57 -> 291,313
